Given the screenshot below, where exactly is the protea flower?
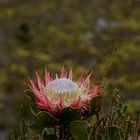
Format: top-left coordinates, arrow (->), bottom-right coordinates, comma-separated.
29,66 -> 101,115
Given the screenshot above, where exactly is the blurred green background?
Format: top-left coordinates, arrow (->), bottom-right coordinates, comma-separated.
0,0 -> 140,139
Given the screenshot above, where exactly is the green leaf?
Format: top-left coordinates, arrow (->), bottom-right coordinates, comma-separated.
25,90 -> 40,116
60,107 -> 81,124
89,96 -> 102,116
21,118 -> 29,139
25,90 -> 35,101
70,120 -> 89,140
31,102 -> 40,116
17,118 -> 30,140
105,126 -> 121,140
31,111 -> 58,133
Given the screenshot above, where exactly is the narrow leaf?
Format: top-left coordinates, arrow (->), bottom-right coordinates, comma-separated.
89,96 -> 102,116
70,120 -> 89,140
31,111 -> 58,133
60,107 -> 81,124
105,126 -> 121,140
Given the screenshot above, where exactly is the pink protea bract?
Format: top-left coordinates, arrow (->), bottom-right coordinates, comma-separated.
29,66 -> 101,115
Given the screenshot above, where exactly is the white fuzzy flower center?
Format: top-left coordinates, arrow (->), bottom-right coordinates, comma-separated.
45,78 -> 88,105
46,78 -> 77,94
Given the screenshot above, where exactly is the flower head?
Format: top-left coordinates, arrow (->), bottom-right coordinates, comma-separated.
29,66 -> 101,115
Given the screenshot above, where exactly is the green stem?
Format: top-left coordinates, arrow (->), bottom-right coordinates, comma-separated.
96,113 -> 99,122
59,123 -> 67,140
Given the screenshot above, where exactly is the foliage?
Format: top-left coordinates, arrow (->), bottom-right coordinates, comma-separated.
0,0 -> 139,139
10,92 -> 140,140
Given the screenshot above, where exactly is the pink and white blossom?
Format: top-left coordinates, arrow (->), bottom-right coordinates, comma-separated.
29,66 -> 101,115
